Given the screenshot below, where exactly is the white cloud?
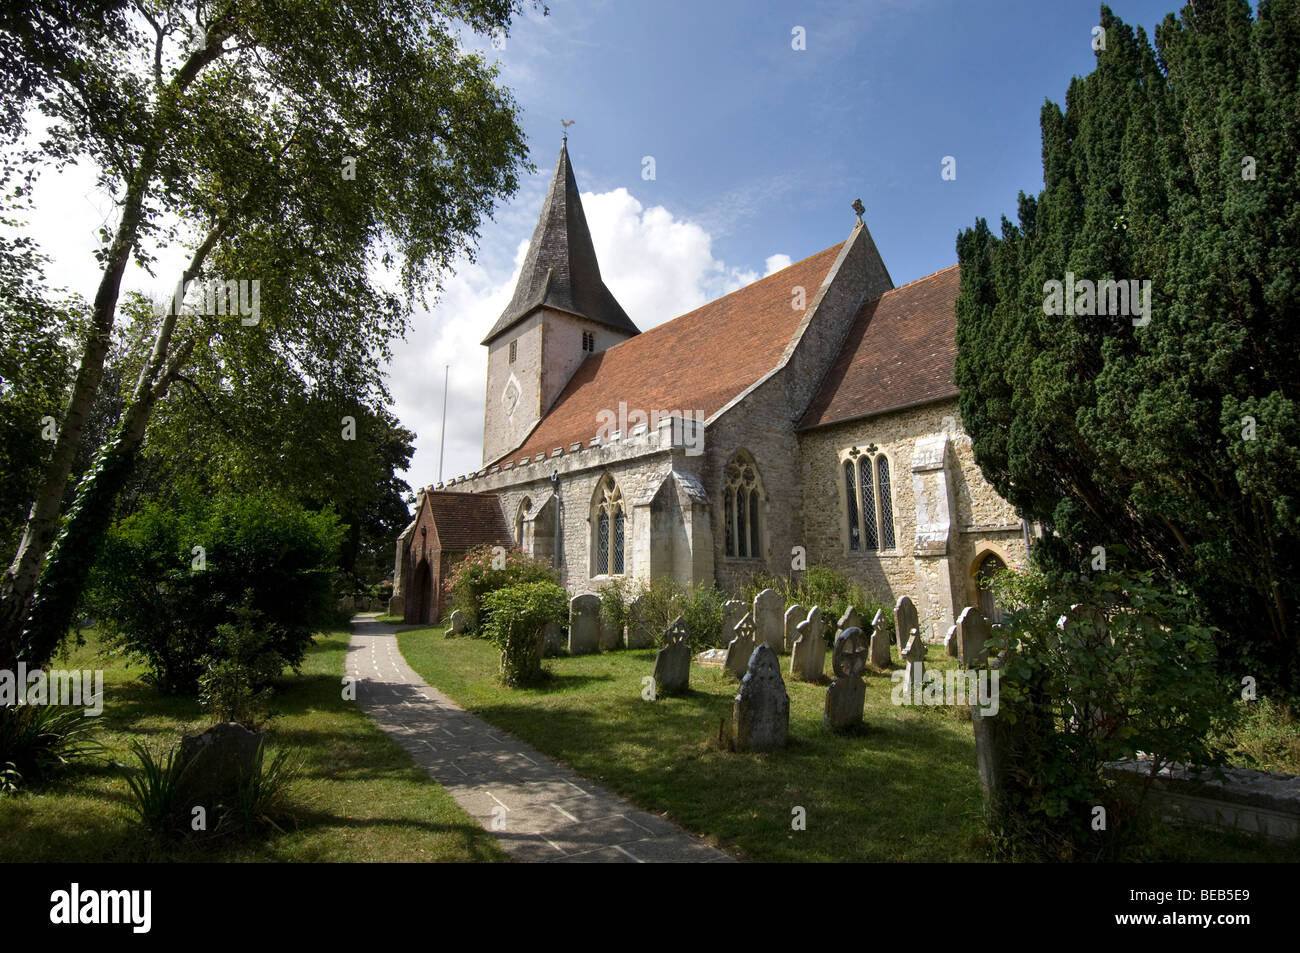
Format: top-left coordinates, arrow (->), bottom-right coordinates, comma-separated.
391,186 -> 782,489
763,253 -> 793,276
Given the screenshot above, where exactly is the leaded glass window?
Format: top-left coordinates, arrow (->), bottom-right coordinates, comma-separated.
859,457 -> 878,550
844,461 -> 860,551
593,474 -> 624,576
877,455 -> 895,550
724,453 -> 764,559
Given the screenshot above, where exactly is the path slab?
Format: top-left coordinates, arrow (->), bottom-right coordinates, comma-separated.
348,615 -> 732,863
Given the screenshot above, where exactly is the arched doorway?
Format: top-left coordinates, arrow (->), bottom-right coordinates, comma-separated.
411,556 -> 433,624
974,552 -> 1007,624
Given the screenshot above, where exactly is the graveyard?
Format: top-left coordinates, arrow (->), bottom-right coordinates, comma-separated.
393,595 -> 1290,863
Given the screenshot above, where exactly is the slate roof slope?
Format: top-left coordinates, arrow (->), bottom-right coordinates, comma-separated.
482,143 -> 639,344
798,264 -> 960,430
422,491 -> 510,550
494,242 -> 845,465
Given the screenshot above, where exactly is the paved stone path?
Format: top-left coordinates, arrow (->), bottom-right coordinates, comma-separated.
347,616 -> 733,863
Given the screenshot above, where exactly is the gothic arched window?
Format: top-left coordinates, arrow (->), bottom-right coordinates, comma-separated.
724,452 -> 764,559
843,448 -> 896,552
592,474 -> 625,576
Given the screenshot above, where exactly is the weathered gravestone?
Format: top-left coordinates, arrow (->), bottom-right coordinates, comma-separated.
177,722 -> 267,822
837,606 -> 861,637
952,606 -> 992,668
599,615 -> 622,652
568,594 -> 600,655
789,606 -> 827,682
733,643 -> 789,752
901,627 -> 927,697
542,621 -> 565,658
944,624 -> 959,659
448,609 -> 467,635
869,608 -> 891,668
971,651 -> 1026,824
720,600 -> 747,646
653,617 -> 691,695
753,588 -> 784,653
784,604 -> 806,654
894,595 -> 919,654
624,596 -> 653,649
724,613 -> 758,680
825,626 -> 869,731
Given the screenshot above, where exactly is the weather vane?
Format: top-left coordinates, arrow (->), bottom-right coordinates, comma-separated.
561,118 -> 575,142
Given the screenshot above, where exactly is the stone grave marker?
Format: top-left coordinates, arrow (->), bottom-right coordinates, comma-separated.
177,722 -> 267,823
448,609 -> 467,635
837,605 -> 860,637
720,600 -> 747,645
542,620 -> 565,658
953,606 -> 992,668
653,617 -> 691,695
789,606 -> 828,682
902,627 -> 927,697
754,588 -> 784,653
824,626 -> 869,731
568,594 -> 600,655
733,643 -> 790,752
869,608 -> 891,668
784,603 -> 806,654
894,595 -> 919,655
944,623 -> 960,659
724,613 -> 758,680
599,615 -> 622,652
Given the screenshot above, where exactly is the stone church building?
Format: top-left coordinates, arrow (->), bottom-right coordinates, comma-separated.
391,143 -> 1032,641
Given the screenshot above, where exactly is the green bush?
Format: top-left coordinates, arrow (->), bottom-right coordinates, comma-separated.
481,581 -> 568,687
88,491 -> 344,695
984,566 -> 1236,861
0,704 -> 100,788
197,600 -> 284,728
444,544 -> 559,634
628,577 -> 725,651
597,577 -> 634,637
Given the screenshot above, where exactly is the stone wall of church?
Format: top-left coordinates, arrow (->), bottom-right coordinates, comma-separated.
482,311 -> 544,465
797,397 -> 1028,640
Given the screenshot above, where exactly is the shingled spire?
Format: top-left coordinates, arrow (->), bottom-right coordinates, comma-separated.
481,143 -> 638,345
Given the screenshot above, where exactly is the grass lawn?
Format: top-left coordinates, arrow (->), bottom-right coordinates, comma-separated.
0,627 -> 507,863
398,625 -> 1293,863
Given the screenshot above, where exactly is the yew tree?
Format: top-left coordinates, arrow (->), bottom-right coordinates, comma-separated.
955,2 -> 1300,693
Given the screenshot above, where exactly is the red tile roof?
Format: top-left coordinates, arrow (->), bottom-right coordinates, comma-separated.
798,265 -> 960,430
498,243 -> 845,464
423,491 -> 510,551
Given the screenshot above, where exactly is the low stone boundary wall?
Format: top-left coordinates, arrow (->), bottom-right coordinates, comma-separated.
1105,759 -> 1300,843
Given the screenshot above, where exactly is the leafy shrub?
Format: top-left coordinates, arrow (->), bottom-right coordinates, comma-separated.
89,491 -> 344,695
597,576 -> 635,636
444,544 -> 559,634
0,703 -> 100,788
122,739 -> 194,838
197,600 -> 284,728
229,742 -> 300,833
481,581 -> 568,686
1209,697 -> 1300,776
984,566 -> 1235,860
629,578 -> 725,651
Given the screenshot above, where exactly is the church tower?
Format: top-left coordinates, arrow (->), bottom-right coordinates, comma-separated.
481,141 -> 639,465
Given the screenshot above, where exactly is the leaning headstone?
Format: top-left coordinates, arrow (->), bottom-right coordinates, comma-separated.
720,600 -> 747,646
653,617 -> 691,695
624,596 -> 653,649
177,722 -> 267,822
901,628 -> 927,697
448,609 -> 467,635
894,595 -> 919,654
783,604 -> 806,654
824,626 -> 869,731
789,606 -> 828,682
599,616 -> 622,652
753,588 -> 784,653
837,606 -> 861,637
568,594 -> 600,655
944,624 -> 960,659
733,643 -> 790,752
542,620 -> 565,658
868,609 -> 892,668
724,613 -> 758,680
953,606 -> 992,668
